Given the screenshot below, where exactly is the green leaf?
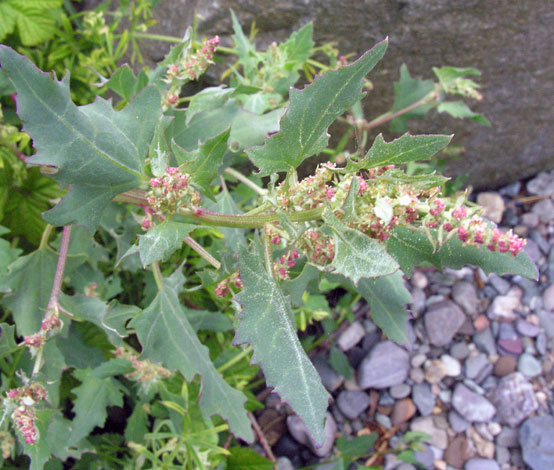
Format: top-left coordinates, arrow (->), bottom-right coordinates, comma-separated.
323,212 -> 399,285
437,101 -> 491,126
432,66 -> 481,89
227,447 -> 273,470
125,404 -> 149,443
0,47 -> 161,231
16,10 -> 58,46
229,108 -> 285,148
329,347 -> 353,380
390,64 -> 435,133
68,369 -> 124,446
354,273 -> 412,345
149,116 -> 172,177
0,3 -> 17,41
283,263 -> 321,307
105,65 -> 148,101
235,246 -> 330,445
129,281 -> 253,442
20,409 -> 57,470
230,10 -> 260,77
187,311 -> 232,332
376,169 -> 448,190
336,433 -> 378,458
0,322 -> 18,358
247,40 -> 388,175
346,133 -> 452,171
0,245 -> 57,335
280,22 -> 314,65
0,231 -> 22,274
138,220 -> 196,267
186,86 -> 234,124
173,129 -> 230,195
387,226 -> 538,279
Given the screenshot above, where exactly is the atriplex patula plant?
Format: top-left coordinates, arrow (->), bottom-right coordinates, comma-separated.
0,14 -> 536,468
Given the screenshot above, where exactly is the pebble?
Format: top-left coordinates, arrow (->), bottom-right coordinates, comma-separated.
286,412 -> 336,458
424,300 -> 466,347
358,341 -> 410,389
488,275 -> 511,295
410,416 -> 448,450
313,356 -> 344,392
424,359 -> 446,384
452,281 -> 480,317
495,427 -> 519,448
476,192 -> 505,224
542,282 -> 554,311
375,412 -> 392,429
336,390 -> 370,420
391,398 -> 416,426
490,372 -> 539,427
445,435 -> 473,469
450,342 -> 471,360
497,338 -> 523,356
515,318 -> 541,337
411,353 -> 427,368
499,181 -> 521,197
414,444 -> 435,470
411,271 -> 429,289
465,354 -> 493,384
451,384 -> 496,422
468,426 -> 495,459
517,353 -> 542,378
464,458 -> 499,470
487,294 -> 521,322
390,383 -> 411,399
523,239 -> 543,265
493,356 -> 517,376
538,309 -> 554,337
521,212 -> 539,228
441,354 -> 461,376
336,321 -> 366,351
473,328 -> 497,355
473,315 -> 490,331
526,170 -> 554,195
411,287 -> 427,316
276,457 -> 294,470
495,446 -> 510,466
412,382 -> 436,416
531,197 -> 554,223
449,410 -> 470,433
519,415 -> 554,470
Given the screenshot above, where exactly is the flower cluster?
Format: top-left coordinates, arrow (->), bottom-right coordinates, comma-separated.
23,311 -> 62,357
114,347 -> 171,391
298,230 -> 335,266
0,431 -> 14,459
162,36 -> 220,109
273,249 -> 300,280
276,163 -> 336,210
145,167 -> 200,223
5,383 -> 47,445
215,272 -> 244,298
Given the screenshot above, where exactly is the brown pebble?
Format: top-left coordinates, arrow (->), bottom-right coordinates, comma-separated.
494,356 -> 517,376
445,435 -> 474,469
473,314 -> 490,331
391,398 -> 416,426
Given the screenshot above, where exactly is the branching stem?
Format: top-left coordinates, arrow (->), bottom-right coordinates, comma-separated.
224,167 -> 268,196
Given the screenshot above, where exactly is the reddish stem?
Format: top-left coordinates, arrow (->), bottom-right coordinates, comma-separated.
47,225 -> 72,311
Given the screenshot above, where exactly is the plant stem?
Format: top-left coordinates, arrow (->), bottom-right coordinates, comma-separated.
133,32 -> 183,43
248,412 -> 276,462
224,167 -> 268,196
216,346 -> 252,373
152,261 -> 164,290
363,91 -> 439,130
47,225 -> 72,312
183,236 -> 221,269
39,225 -> 54,251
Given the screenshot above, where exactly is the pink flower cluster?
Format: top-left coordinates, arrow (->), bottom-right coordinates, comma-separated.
6,383 -> 47,445
145,167 -> 200,220
114,347 -> 171,390
299,230 -> 335,266
215,272 -> 244,298
23,312 -> 62,356
277,163 -> 336,210
0,431 -> 14,459
273,249 -> 300,280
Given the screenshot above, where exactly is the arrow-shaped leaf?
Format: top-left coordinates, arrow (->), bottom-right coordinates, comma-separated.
234,246 -> 330,445
129,281 -> 253,442
247,40 -> 388,175
0,47 -> 161,231
138,220 -> 196,266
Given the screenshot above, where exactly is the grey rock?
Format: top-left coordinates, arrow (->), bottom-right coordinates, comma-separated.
497,322 -> 518,340
519,415 -> 554,470
464,458 -> 499,470
495,446 -> 510,465
536,331 -> 547,355
496,427 -> 519,448
487,294 -> 521,322
517,353 -> 542,378
490,372 -> 538,427
452,281 -> 480,317
499,181 -> 521,197
358,341 -> 409,389
336,390 -> 370,420
538,310 -> 554,338
529,229 -> 550,254
276,457 -> 294,470
449,410 -> 470,433
476,192 -> 505,224
488,275 -> 511,295
514,277 -> 541,304
412,382 -> 436,416
473,328 -> 497,355
413,444 -> 435,470
542,283 -> 554,311
336,321 -> 365,351
521,212 -> 540,228
516,319 -> 541,337
548,246 -> 554,279
452,383 -> 496,422
523,239 -> 542,265
450,341 -> 471,360
378,391 -> 396,407
286,412 -> 336,458
501,206 -> 518,226
397,464 -> 416,470
465,354 -> 493,384
375,413 -> 392,429
410,416 -> 448,450
531,197 -> 554,223
526,170 -> 554,195
390,383 -> 411,399
410,287 -> 427,316
313,356 -> 344,392
424,300 -> 466,346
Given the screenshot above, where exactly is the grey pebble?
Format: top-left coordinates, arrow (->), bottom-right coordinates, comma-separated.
465,354 -> 493,383
519,415 -> 554,470
449,410 -> 470,433
515,319 -> 541,337
286,412 -> 336,458
375,413 -> 392,429
488,275 -> 511,295
496,427 -> 519,447
336,390 -> 370,420
452,281 -> 480,316
536,331 -> 547,355
413,444 -> 435,470
313,356 -> 344,392
526,170 -> 554,195
390,383 -> 411,399
490,372 -> 538,427
531,197 -> 554,223
473,328 -> 497,355
412,382 -> 436,416
358,341 -> 410,389
276,457 -> 294,470
537,309 -> 554,337
518,353 -> 542,378
424,300 -> 466,346
499,181 -> 521,197
450,341 -> 471,360
464,458 -> 499,470
452,383 -> 496,422
542,283 -> 554,311
529,229 -> 550,254
336,321 -> 365,351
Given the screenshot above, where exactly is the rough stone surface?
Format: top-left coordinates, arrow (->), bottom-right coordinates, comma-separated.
487,294 -> 521,321
519,415 -> 554,470
286,412 -> 337,457
424,300 -> 466,346
490,372 -> 538,427
313,356 -> 344,392
410,416 -> 448,450
464,458 -> 499,470
358,341 -> 409,389
391,398 -> 416,426
452,384 -> 496,422
336,321 -> 366,351
113,0 -> 554,189
493,356 -> 517,377
543,283 -> 554,311
336,390 -> 370,420
452,281 -> 480,317
412,382 -> 436,416
445,435 -> 473,469
476,192 -> 505,224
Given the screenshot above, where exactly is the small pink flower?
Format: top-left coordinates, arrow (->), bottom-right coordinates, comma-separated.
24,334 -> 43,348
452,206 -> 467,220
458,226 -> 469,242
141,219 -> 152,230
